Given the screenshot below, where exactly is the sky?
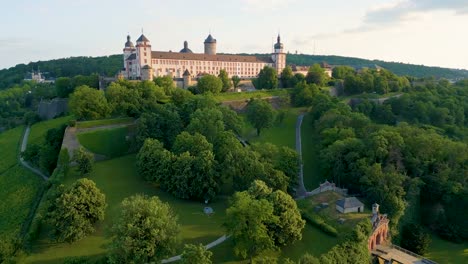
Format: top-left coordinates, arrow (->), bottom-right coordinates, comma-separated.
1,0 -> 468,70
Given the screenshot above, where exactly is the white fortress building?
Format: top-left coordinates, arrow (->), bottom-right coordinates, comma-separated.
122,33 -> 286,81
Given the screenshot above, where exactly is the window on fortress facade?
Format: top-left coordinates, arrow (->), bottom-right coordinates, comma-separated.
144,59 -> 147,63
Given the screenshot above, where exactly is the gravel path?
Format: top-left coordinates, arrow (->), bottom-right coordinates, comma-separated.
19,126 -> 48,181
295,114 -> 308,197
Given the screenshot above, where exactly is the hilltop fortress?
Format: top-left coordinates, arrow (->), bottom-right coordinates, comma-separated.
121,33 -> 286,82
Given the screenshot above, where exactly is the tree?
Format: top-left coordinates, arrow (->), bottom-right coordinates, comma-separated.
306,64 -> 328,86
248,181 -> 305,246
187,108 -> 225,143
245,99 -> 276,136
135,105 -> 183,148
171,132 -> 219,200
280,65 -> 295,88
47,178 -> 106,243
180,244 -> 212,264
332,66 -> 355,79
69,85 -> 110,120
232,75 -> 241,89
197,75 -> 223,94
224,191 -> 277,261
254,66 -> 278,89
154,75 -> 175,95
73,147 -> 94,176
55,77 -> 73,98
108,195 -> 180,264
400,223 -> 431,255
136,138 -> 174,184
218,69 -> 232,92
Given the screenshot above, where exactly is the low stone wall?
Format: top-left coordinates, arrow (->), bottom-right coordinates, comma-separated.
37,98 -> 68,120
306,180 -> 348,197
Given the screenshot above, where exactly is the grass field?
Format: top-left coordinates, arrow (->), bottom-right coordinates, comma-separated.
28,116 -> 73,145
0,165 -> 44,239
25,154 -> 340,263
25,155 -> 227,263
76,117 -> 134,129
0,126 -> 24,174
301,114 -> 325,189
425,235 -> 468,264
242,107 -> 305,149
77,127 -> 130,157
215,89 -> 290,102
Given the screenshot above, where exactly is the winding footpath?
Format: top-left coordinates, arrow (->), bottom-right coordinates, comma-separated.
295,114 -> 308,198
19,126 -> 48,181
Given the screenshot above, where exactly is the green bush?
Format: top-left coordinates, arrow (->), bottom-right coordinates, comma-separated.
69,120 -> 77,127
301,211 -> 338,237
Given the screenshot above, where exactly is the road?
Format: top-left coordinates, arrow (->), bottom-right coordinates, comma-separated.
295,114 -> 308,197
19,126 -> 48,181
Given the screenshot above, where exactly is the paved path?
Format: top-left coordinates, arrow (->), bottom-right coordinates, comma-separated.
295,114 -> 308,197
19,126 -> 48,181
161,235 -> 229,263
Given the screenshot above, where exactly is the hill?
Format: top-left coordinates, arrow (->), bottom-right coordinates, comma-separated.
285,54 -> 468,80
1,53 -> 468,90
0,55 -> 122,89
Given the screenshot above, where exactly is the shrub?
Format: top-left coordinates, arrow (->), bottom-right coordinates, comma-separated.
301,211 -> 338,237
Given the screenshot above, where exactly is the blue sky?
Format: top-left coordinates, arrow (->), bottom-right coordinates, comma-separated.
1,0 -> 468,70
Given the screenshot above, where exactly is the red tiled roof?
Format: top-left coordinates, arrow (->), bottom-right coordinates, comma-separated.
151,51 -> 273,63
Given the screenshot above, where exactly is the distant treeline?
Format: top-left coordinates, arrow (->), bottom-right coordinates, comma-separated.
285,54 -> 468,80
0,55 -> 122,89
2,52 -> 468,90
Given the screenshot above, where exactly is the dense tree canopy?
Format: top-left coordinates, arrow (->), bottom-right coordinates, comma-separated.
197,74 -> 223,94
47,178 -> 106,243
108,195 -> 180,264
218,69 -> 232,92
180,244 -> 213,264
69,85 -> 110,120
254,66 -> 278,89
225,180 -> 304,261
305,64 -> 328,86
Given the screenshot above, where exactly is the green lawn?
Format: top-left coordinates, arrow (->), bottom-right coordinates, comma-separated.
0,126 -> 24,174
0,165 -> 43,239
425,235 -> 468,264
25,155 -> 227,263
301,114 -> 325,189
76,117 -> 134,129
242,107 -> 305,149
215,89 -> 290,102
28,116 -> 72,145
77,127 -> 130,158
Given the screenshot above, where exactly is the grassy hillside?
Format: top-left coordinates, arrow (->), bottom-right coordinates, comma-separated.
0,165 -> 43,239
78,127 -> 130,157
0,126 -> 24,174
0,126 -> 43,239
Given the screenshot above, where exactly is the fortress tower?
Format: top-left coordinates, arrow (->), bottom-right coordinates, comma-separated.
272,34 -> 286,74
204,34 -> 217,55
123,35 -> 136,78
136,34 -> 152,78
